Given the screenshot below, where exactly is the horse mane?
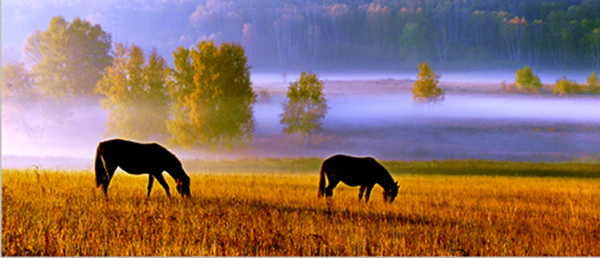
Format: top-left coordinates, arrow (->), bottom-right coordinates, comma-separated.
368,157 -> 394,182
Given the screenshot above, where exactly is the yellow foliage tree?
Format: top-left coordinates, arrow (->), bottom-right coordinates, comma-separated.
411,61 -> 444,104
166,41 -> 255,148
588,71 -> 599,94
24,16 -> 111,102
515,66 -> 542,93
95,43 -> 168,140
553,76 -> 580,96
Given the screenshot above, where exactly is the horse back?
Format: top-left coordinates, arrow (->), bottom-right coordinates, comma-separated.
323,154 -> 374,170
98,139 -> 182,174
322,154 -> 390,186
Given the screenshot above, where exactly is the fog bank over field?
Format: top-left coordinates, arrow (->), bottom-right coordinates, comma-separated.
3,74 -> 600,169
255,94 -> 600,133
252,70 -> 595,85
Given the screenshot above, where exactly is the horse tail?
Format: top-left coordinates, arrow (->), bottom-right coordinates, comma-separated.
318,163 -> 326,197
94,142 -> 108,189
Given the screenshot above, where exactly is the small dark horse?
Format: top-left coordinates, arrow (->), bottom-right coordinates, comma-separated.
95,138 -> 191,197
318,154 -> 399,202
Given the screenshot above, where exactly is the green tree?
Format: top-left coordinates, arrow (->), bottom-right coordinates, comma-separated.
587,71 -> 599,93
399,23 -> 427,62
553,76 -> 580,96
280,71 -> 328,149
166,41 -> 256,148
95,43 -> 168,140
589,28 -> 600,71
24,16 -> 112,102
545,10 -> 577,70
411,61 -> 444,103
515,66 -> 542,93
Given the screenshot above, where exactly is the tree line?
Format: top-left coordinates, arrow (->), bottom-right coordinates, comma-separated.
186,0 -> 600,70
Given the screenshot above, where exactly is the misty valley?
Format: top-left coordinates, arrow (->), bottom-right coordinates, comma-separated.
3,74 -> 599,169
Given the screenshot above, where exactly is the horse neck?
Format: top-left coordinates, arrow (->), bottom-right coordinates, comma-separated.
376,180 -> 394,190
173,171 -> 190,182
165,166 -> 189,183
375,168 -> 394,189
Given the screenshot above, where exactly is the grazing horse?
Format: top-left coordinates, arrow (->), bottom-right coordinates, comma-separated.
94,138 -> 191,197
318,154 -> 399,202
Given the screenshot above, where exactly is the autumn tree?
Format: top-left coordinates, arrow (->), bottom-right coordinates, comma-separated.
587,71 -> 599,94
24,16 -> 112,102
515,66 -> 542,93
166,41 -> 255,148
96,43 -> 169,140
411,61 -> 444,104
280,71 -> 328,148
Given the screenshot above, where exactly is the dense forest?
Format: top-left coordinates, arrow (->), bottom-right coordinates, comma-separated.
4,0 -> 600,71
178,0 -> 600,70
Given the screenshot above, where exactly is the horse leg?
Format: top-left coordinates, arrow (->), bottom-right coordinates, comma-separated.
154,173 -> 171,197
358,185 -> 366,201
364,184 -> 375,202
325,178 -> 339,197
147,175 -> 154,197
102,165 -> 118,195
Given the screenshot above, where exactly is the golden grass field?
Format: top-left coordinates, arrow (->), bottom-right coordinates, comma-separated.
2,160 -> 600,256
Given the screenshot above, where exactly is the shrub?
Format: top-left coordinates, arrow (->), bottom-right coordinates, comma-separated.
500,81 -> 520,93
553,76 -> 580,96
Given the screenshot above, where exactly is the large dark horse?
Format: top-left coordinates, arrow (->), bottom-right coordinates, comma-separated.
95,138 -> 191,197
318,154 -> 399,202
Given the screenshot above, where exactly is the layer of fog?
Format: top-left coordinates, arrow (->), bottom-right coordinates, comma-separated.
255,95 -> 600,134
252,70 -> 595,85
2,73 -> 600,169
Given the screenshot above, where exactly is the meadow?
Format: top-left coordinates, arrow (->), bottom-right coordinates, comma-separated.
2,159 -> 600,256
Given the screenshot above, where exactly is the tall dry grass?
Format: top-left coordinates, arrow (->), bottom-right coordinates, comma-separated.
2,164 -> 600,256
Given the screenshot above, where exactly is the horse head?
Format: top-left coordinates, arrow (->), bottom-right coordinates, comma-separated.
383,181 -> 400,203
176,177 -> 191,197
